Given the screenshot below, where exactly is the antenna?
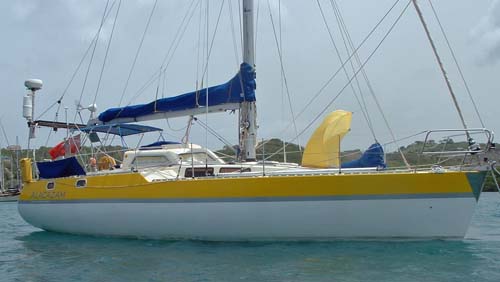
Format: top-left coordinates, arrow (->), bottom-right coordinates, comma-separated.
23,79 -> 43,139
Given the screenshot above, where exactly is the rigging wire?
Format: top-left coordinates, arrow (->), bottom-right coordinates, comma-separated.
205,0 -> 210,163
316,0 -> 377,141
118,0 -> 159,107
161,65 -> 167,98
299,0 -> 412,143
266,0 -> 302,150
123,0 -> 200,106
279,0 -> 287,160
411,0 -> 469,137
92,0 -> 123,107
259,0 -> 403,152
44,127 -> 54,147
75,0 -> 111,121
110,0 -> 201,125
255,0 -> 261,63
36,1 -> 118,121
330,0 -> 410,167
196,0 -> 204,96
198,0 -> 227,86
36,102 -> 59,121
279,0 -> 283,119
228,0 -> 242,67
194,118 -> 237,153
136,0 -> 199,101
160,0 -> 201,79
330,1 -> 373,132
427,0 -> 485,128
120,0 -> 226,114
329,0 -> 375,135
299,0 -> 404,124
0,119 -> 11,147
265,0 -> 412,162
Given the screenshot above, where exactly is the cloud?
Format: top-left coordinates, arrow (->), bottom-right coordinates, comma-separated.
10,1 -> 38,21
471,0 -> 500,65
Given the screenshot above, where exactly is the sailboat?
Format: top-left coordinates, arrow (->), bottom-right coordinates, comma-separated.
17,0 -> 496,240
0,142 -> 20,203
0,190 -> 19,203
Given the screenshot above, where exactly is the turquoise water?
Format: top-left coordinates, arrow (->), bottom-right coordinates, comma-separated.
2,194 -> 500,282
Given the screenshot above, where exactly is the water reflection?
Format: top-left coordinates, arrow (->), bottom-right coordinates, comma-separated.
15,231 -> 497,282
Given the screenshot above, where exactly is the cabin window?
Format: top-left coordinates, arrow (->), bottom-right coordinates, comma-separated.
46,181 -> 55,190
184,167 -> 214,178
179,153 -> 218,165
219,167 -> 251,173
76,179 -> 87,188
132,156 -> 172,168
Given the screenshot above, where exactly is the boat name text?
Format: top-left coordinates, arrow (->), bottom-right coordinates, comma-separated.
30,191 -> 66,200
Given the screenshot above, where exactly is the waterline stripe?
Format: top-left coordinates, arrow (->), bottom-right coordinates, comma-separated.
19,193 -> 473,204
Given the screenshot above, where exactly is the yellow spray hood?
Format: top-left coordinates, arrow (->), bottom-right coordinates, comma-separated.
301,110 -> 352,168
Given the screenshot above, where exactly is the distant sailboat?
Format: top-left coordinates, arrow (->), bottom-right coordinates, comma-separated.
16,0 -> 497,240
0,132 -> 20,202
0,192 -> 18,203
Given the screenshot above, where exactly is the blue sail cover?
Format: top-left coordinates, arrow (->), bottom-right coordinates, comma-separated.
341,143 -> 386,169
98,63 -> 256,123
37,157 -> 86,179
141,141 -> 180,148
79,123 -> 162,136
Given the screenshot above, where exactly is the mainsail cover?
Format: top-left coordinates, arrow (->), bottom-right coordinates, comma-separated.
98,63 -> 256,123
78,123 -> 163,136
301,110 -> 352,168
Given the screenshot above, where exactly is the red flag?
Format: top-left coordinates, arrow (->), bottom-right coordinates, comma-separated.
49,135 -> 81,160
49,142 -> 65,160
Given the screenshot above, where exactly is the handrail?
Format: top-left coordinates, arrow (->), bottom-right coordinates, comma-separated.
420,128 -> 492,154
416,128 -> 494,170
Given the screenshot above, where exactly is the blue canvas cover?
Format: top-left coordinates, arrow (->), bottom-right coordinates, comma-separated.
141,141 -> 181,148
37,157 -> 86,179
341,143 -> 386,169
98,63 -> 256,123
79,123 -> 162,136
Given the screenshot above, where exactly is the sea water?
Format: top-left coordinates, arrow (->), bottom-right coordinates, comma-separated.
1,194 -> 500,282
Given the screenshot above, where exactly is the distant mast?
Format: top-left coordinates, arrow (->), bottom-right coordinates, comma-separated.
240,0 -> 257,161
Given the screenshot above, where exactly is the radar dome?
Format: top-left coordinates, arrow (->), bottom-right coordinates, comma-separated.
24,79 -> 43,91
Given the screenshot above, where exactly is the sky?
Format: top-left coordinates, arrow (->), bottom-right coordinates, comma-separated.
0,0 -> 499,154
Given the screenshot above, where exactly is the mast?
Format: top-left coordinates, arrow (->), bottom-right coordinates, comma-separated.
411,0 -> 470,140
240,0 -> 257,161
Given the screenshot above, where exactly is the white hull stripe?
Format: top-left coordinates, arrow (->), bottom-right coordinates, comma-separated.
19,192 -> 473,204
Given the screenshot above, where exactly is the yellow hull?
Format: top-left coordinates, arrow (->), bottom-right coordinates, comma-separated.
19,170 -> 483,202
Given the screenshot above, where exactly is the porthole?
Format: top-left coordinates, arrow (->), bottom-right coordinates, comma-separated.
46,181 -> 55,190
76,179 -> 87,188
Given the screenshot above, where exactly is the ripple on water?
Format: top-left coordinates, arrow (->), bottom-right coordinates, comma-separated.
1,195 -> 500,282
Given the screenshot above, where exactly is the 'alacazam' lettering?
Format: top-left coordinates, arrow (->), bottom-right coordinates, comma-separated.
30,191 -> 66,200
